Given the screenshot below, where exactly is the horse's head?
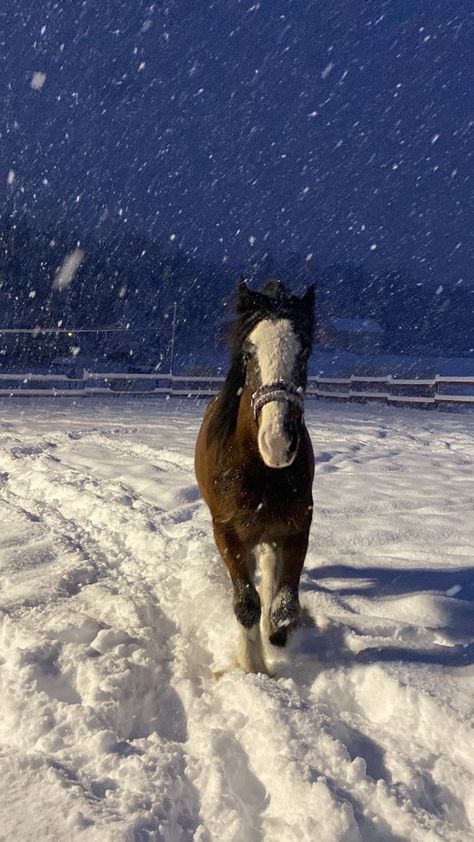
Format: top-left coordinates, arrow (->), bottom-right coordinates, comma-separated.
237,279 -> 315,469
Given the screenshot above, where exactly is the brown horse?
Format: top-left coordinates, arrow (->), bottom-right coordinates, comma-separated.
195,279 -> 315,674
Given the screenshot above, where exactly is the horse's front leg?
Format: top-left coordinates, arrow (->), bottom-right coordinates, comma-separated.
213,521 -> 269,675
270,531 -> 309,647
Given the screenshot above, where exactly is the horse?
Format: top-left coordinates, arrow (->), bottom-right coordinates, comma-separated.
195,278 -> 315,675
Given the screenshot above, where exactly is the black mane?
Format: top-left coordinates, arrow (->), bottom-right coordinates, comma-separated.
207,279 -> 315,443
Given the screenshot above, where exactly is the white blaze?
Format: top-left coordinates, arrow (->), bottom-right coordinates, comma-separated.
248,319 -> 300,468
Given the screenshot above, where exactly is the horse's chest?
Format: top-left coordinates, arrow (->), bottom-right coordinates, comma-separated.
216,462 -> 310,529
245,473 -> 301,509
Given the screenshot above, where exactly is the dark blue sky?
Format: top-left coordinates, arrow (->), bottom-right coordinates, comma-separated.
2,1 -> 473,285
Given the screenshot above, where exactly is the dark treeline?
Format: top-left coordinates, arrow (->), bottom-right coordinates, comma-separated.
0,216 -> 472,370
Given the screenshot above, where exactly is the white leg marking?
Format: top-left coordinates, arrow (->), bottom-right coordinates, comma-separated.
258,542 -> 280,640
236,624 -> 269,674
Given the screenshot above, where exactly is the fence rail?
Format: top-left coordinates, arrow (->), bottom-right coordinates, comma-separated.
0,370 -> 472,406
307,374 -> 474,406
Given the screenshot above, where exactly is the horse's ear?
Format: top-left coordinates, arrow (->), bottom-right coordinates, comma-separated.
237,276 -> 249,297
301,284 -> 315,310
236,277 -> 256,312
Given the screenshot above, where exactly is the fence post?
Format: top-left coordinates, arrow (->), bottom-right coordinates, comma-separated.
170,301 -> 177,378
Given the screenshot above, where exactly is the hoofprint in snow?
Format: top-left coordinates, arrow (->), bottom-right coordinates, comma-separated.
0,398 -> 472,842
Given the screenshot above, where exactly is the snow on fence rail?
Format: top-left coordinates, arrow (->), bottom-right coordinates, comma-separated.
0,371 -> 473,406
307,374 -> 474,406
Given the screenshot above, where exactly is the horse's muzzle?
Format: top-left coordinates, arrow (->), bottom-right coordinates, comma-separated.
258,416 -> 299,469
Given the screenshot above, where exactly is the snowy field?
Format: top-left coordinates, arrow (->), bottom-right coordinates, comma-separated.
0,397 -> 473,842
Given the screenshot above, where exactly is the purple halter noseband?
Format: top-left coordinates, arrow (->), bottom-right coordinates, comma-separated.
250,380 -> 304,419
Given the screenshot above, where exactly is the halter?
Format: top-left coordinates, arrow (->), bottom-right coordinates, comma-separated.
250,381 -> 304,419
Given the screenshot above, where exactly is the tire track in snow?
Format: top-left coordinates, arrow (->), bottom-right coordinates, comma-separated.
1,434 -> 360,841
149,506 -> 473,842
0,437 -> 207,840
1,408 -> 473,840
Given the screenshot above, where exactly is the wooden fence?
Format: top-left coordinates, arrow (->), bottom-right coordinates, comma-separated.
307,374 -> 474,406
0,371 -> 473,406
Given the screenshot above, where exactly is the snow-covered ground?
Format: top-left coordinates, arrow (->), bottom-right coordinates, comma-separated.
0,397 -> 473,842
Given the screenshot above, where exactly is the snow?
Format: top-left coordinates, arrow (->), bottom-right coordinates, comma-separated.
321,63 -> 335,80
30,71 -> 47,91
52,249 -> 85,292
310,349 -> 474,379
327,318 -> 383,336
0,397 -> 473,841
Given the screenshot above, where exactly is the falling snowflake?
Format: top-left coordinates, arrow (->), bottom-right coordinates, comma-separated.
321,63 -> 335,79
31,71 -> 47,91
52,248 -> 85,291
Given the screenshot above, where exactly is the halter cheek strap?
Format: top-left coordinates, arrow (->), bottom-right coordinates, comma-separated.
251,381 -> 304,419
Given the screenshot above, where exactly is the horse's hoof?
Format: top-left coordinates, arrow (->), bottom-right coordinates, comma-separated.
269,626 -> 290,647
233,581 -> 261,628
271,587 -> 299,631
269,587 -> 302,647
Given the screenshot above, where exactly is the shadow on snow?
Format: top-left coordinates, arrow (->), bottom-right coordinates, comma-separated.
296,564 -> 474,669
